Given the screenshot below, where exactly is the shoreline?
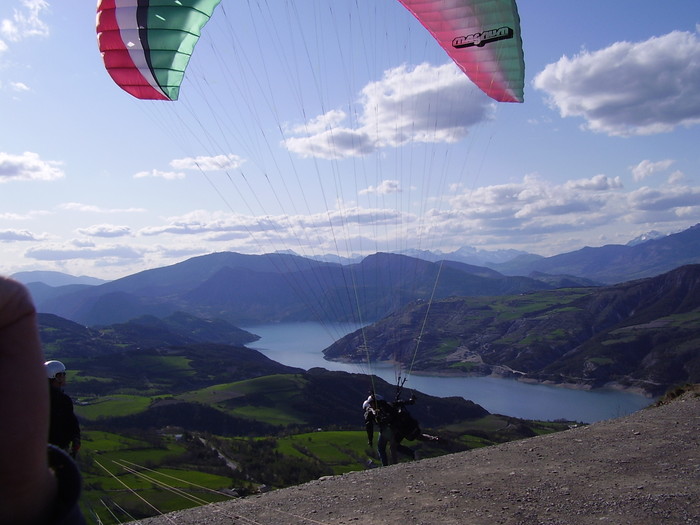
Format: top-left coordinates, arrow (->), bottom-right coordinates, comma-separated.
325,357 -> 659,397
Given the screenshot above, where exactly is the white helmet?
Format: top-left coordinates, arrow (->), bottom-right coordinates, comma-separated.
362,393 -> 384,410
45,360 -> 66,379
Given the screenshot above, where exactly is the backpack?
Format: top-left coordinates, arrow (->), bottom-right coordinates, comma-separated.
393,406 -> 421,440
373,399 -> 397,425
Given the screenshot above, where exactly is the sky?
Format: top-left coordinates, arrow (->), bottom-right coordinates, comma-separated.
1,1 -> 699,281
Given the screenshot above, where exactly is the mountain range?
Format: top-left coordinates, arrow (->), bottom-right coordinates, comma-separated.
21,226 -> 699,521
10,270 -> 108,287
490,224 -> 700,283
22,251 -> 554,326
13,223 -> 700,328
10,223 -> 700,395
324,264 -> 700,395
295,229 -> 668,268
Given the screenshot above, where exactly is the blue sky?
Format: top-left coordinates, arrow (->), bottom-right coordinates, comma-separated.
1,1 -> 699,280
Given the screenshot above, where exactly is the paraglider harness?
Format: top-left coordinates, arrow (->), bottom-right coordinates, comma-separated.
391,376 -> 421,441
366,376 -> 421,440
371,398 -> 396,426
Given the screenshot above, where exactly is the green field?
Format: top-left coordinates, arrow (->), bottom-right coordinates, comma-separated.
177,374 -> 311,425
70,399 -> 572,525
78,430 -> 237,524
276,431 -> 370,474
75,394 -> 152,420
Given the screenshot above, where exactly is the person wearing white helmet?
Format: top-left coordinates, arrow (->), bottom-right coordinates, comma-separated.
1,276 -> 86,524
46,360 -> 66,380
46,359 -> 81,458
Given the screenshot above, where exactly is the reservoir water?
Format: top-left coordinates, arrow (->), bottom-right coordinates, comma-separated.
243,322 -> 654,423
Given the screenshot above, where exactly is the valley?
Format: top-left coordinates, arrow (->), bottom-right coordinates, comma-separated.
22,225 -> 700,522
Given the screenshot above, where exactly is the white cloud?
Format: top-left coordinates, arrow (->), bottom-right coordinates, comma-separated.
0,151 -> 64,182
565,174 -> 623,191
10,81 -> 29,92
70,238 -> 95,248
282,125 -> 374,160
25,176 -> 698,276
151,245 -> 209,260
135,205 -> 405,259
627,185 -> 700,212
58,202 -> 146,214
283,63 -> 492,159
438,173 -> 700,250
139,210 -> 283,238
533,30 -> 700,136
140,222 -> 215,237
139,211 -> 222,237
290,109 -> 347,135
0,209 -> 49,220
359,180 -> 402,196
0,228 -> 38,242
133,169 -> 186,180
76,224 -> 132,238
668,170 -> 685,184
26,243 -> 143,262
170,154 -> 245,171
132,174 -> 697,259
0,0 -> 49,43
630,159 -> 675,182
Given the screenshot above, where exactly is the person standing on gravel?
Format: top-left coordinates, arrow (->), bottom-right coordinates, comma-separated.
0,277 -> 85,524
46,360 -> 81,458
391,395 -> 438,460
364,391 -> 436,465
363,391 -> 384,447
363,391 -> 399,465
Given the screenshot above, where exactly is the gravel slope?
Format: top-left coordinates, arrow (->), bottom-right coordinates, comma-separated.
137,393 -> 700,525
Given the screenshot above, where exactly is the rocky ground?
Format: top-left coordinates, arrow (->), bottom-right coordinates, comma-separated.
138,390 -> 700,525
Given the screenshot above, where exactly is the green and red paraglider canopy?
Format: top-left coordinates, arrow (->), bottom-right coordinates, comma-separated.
96,0 -> 524,103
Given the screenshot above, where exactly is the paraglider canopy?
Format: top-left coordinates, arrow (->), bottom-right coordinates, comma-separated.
96,0 -> 524,103
397,0 -> 524,102
96,0 -> 223,101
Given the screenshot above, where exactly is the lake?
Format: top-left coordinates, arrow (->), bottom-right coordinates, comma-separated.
242,322 -> 655,423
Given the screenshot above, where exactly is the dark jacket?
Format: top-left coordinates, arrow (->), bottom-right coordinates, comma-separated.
48,386 -> 81,450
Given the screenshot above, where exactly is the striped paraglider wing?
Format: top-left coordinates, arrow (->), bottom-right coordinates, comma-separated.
397,0 -> 525,102
96,0 -> 222,101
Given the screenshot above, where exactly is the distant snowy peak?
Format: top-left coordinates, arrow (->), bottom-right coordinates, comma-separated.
273,250 -> 363,265
448,246 -> 533,265
279,247 -> 535,266
627,230 -> 666,247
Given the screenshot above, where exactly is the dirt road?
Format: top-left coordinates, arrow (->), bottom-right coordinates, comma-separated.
138,392 -> 700,525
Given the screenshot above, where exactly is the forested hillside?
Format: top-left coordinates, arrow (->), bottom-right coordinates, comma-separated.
325,265 -> 700,395
36,312 -> 573,522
